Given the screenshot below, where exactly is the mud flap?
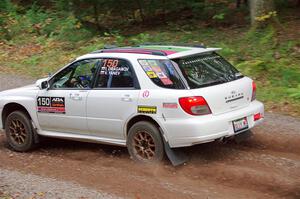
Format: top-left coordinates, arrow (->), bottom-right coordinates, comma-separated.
31,121 -> 40,144
234,130 -> 253,143
163,139 -> 188,167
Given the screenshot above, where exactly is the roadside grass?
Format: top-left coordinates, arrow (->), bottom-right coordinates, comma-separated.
0,21 -> 299,116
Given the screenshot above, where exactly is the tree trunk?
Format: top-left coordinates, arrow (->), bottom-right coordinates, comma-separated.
249,0 -> 275,26
93,3 -> 101,32
136,0 -> 145,23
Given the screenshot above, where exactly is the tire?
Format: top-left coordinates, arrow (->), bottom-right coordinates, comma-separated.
127,121 -> 165,163
4,111 -> 37,152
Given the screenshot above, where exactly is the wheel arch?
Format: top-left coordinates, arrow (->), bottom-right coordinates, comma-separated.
2,103 -> 32,128
125,114 -> 168,142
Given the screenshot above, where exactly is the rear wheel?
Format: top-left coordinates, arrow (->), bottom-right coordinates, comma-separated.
4,111 -> 37,152
127,121 -> 164,163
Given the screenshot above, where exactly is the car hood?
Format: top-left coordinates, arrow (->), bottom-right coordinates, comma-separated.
0,84 -> 39,97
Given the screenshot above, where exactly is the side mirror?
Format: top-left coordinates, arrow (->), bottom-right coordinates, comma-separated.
40,81 -> 49,90
35,78 -> 49,90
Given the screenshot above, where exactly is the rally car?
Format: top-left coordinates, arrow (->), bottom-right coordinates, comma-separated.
0,45 -> 264,165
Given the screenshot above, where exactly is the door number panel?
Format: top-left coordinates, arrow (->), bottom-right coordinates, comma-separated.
37,97 -> 65,114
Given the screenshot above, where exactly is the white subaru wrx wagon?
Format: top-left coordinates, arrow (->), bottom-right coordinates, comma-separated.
0,45 -> 264,164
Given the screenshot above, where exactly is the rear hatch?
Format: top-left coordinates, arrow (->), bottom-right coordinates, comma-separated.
173,52 -> 253,115
190,77 -> 252,115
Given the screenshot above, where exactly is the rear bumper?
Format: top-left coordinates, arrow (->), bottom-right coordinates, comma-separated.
160,100 -> 264,148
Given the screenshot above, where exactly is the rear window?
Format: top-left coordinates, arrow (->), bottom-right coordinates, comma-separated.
173,52 -> 243,89
138,59 -> 185,89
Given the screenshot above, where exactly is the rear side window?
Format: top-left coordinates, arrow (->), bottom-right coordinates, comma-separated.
138,59 -> 185,89
174,52 -> 243,89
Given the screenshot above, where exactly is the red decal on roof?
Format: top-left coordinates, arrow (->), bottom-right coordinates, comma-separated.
160,50 -> 177,55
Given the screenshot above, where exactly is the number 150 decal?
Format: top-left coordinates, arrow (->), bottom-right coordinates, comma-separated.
37,97 -> 65,114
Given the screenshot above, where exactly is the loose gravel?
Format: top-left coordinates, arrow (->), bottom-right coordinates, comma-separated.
0,168 -> 121,199
0,74 -> 35,91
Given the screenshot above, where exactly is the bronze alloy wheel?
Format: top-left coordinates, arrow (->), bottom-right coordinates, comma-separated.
127,121 -> 164,163
133,130 -> 156,160
5,111 -> 38,152
8,119 -> 27,145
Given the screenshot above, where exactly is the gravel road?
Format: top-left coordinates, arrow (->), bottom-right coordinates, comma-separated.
0,74 -> 299,199
0,168 -> 120,199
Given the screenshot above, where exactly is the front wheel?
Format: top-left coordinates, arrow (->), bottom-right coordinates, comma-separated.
127,121 -> 165,163
4,111 -> 37,152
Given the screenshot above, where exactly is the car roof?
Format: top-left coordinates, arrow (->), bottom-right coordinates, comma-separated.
77,45 -> 221,60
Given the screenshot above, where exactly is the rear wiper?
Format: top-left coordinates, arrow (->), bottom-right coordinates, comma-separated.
234,72 -> 244,79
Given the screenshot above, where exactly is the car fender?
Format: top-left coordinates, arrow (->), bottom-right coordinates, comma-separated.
123,113 -> 170,143
1,95 -> 40,130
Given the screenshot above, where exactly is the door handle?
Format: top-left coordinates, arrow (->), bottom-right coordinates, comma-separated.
121,94 -> 132,102
70,93 -> 82,101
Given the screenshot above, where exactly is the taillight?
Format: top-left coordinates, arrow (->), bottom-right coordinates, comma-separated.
251,81 -> 256,101
179,96 -> 211,116
254,113 -> 263,121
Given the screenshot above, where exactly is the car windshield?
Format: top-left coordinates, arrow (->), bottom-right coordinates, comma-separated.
138,59 -> 185,89
173,52 -> 243,89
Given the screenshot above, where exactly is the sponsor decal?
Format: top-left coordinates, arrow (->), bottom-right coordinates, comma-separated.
160,78 -> 173,85
147,60 -> 159,67
100,59 -> 129,76
151,66 -> 162,73
163,103 -> 178,109
103,59 -> 119,68
137,106 -> 157,114
143,65 -> 152,72
139,60 -> 152,72
165,61 -> 175,75
142,90 -> 150,98
156,72 -> 167,79
37,97 -> 65,114
146,71 -> 157,78
139,60 -> 150,66
100,65 -> 129,76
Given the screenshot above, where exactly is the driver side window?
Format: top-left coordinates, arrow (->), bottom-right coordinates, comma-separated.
50,59 -> 101,89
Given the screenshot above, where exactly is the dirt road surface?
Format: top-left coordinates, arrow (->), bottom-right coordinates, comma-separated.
0,75 -> 299,199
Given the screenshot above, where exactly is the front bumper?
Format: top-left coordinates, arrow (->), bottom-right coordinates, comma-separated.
161,100 -> 264,148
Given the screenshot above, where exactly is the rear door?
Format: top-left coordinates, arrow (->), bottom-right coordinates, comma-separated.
37,59 -> 101,133
86,58 -> 140,140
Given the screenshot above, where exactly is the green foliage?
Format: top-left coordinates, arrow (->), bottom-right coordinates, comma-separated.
53,15 -> 92,42
0,0 -> 92,42
129,33 -> 151,45
288,85 -> 300,100
213,13 -> 226,21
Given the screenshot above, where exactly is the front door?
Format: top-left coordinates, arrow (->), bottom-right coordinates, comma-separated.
37,59 -> 101,134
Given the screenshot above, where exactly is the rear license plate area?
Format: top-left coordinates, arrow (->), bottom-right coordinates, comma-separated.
232,117 -> 248,133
